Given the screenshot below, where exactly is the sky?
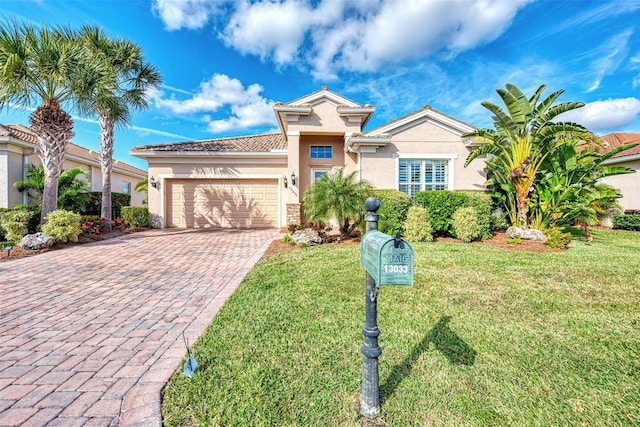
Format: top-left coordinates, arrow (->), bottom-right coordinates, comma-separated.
1,0 -> 640,171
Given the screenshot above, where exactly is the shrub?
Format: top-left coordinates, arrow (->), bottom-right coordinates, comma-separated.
283,234 -> 295,246
544,228 -> 573,249
11,204 -> 41,233
415,190 -> 469,236
507,237 -> 522,244
0,208 -> 9,241
79,191 -> 131,218
121,206 -> 150,227
42,210 -> 82,243
452,207 -> 481,243
80,216 -> 104,234
111,218 -> 129,230
613,213 -> 640,231
0,209 -> 33,243
403,206 -> 433,242
376,189 -> 414,235
461,191 -> 493,239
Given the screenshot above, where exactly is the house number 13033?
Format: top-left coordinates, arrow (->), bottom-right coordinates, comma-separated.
383,264 -> 409,273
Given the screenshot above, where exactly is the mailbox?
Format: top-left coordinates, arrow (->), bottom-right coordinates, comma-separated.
361,230 -> 414,286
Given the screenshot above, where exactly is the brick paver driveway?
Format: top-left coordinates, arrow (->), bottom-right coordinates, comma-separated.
0,228 -> 280,426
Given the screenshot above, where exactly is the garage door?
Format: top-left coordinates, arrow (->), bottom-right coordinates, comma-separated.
166,179 -> 278,228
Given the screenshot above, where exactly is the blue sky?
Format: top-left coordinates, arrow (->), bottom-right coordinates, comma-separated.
1,0 -> 640,171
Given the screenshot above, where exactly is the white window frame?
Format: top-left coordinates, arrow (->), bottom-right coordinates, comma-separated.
395,154 -> 457,195
311,168 -> 330,183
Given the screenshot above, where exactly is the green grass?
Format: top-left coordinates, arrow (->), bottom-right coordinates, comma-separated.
162,229 -> 640,426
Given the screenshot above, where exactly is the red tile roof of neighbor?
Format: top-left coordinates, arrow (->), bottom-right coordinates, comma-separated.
0,124 -> 146,177
131,133 -> 288,153
600,132 -> 640,158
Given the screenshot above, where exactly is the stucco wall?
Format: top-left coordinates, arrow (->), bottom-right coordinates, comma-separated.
360,120 -> 486,191
601,158 -> 640,210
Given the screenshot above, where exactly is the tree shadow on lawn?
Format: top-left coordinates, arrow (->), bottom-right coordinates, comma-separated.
380,316 -> 477,404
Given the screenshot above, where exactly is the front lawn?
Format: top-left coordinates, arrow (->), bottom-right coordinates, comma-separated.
162,229 -> 640,426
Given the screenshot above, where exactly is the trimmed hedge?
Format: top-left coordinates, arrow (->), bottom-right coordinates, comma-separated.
80,191 -> 131,218
452,207 -> 481,243
375,189 -> 414,235
0,205 -> 41,242
415,190 -> 492,238
613,213 -> 640,231
403,206 -> 433,242
42,209 -> 82,243
122,206 -> 150,228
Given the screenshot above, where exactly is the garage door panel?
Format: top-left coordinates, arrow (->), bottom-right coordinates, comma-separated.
166,179 -> 278,228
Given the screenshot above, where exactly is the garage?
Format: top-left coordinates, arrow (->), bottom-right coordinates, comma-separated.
166,179 -> 279,228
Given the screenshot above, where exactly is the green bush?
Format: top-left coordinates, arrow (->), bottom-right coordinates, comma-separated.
613,214 -> 640,231
42,209 -> 82,243
0,209 -> 33,243
121,206 -> 150,227
544,228 -> 573,249
452,207 -> 481,243
403,206 -> 433,242
414,190 -> 493,238
461,191 -> 493,239
0,208 -> 9,241
376,189 -> 414,235
79,191 -> 131,218
11,204 -> 41,233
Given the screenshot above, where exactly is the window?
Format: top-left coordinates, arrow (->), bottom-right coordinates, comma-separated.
122,182 -> 131,195
311,169 -> 328,183
398,159 -> 448,197
310,145 -> 333,159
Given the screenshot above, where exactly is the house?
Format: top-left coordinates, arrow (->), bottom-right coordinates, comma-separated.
131,87 -> 486,229
599,132 -> 640,211
0,123 -> 147,209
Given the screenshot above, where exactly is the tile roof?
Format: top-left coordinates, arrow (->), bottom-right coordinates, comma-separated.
131,133 -> 287,153
0,123 -> 147,177
600,132 -> 640,158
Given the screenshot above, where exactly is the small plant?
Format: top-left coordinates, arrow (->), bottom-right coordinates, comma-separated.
298,241 -> 308,249
111,218 -> 129,230
288,223 -> 304,233
507,237 -> 522,244
121,206 -> 149,228
403,206 -> 433,242
283,234 -> 295,246
80,216 -> 104,234
0,209 -> 33,243
452,207 -> 481,243
42,210 -> 82,243
544,228 -> 573,249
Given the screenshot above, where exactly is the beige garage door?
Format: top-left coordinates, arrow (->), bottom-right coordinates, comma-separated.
166,179 -> 278,228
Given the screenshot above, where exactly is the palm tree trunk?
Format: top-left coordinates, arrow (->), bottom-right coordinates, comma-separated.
100,114 -> 115,230
30,100 -> 73,224
516,191 -> 528,228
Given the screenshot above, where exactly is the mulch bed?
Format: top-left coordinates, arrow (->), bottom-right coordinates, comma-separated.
0,228 -> 147,263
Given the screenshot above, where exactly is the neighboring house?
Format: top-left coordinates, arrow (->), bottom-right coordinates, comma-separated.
0,123 -> 147,209
599,132 -> 640,211
131,87 -> 486,229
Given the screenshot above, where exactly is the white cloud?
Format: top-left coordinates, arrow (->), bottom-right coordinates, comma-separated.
558,98 -> 640,132
586,30 -> 632,92
155,0 -> 531,80
152,0 -> 218,31
151,74 -> 277,133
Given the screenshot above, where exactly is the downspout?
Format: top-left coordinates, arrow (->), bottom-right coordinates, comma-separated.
345,141 -> 362,181
22,148 -> 37,205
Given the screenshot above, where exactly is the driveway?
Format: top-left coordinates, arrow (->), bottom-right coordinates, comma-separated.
0,228 -> 280,426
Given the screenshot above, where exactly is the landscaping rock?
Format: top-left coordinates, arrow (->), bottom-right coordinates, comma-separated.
291,229 -> 323,246
506,226 -> 546,242
20,232 -> 55,250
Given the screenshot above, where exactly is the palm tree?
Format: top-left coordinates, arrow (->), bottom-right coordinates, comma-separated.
76,26 -> 161,229
303,168 -> 373,235
14,164 -> 89,211
464,84 -> 594,228
0,22 -> 81,223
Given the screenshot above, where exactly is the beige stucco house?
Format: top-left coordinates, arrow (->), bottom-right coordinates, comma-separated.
131,87 -> 486,229
600,132 -> 640,211
1,123 -> 147,209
